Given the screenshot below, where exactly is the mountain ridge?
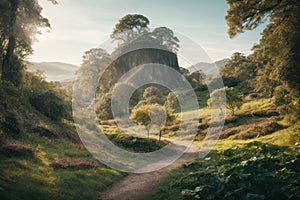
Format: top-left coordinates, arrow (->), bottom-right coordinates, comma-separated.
187,58 -> 229,74
27,62 -> 79,82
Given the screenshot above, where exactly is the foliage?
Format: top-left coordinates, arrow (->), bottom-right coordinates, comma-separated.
144,142 -> 300,200
80,16 -> 181,122
96,92 -> 114,120
131,103 -> 175,134
0,0 -> 56,85
131,104 -> 152,128
1,143 -> 35,157
188,70 -> 206,90
29,91 -> 65,121
226,0 -> 300,122
32,126 -> 56,138
220,52 -> 257,93
165,92 -> 180,113
21,70 -> 48,92
106,132 -> 168,153
208,87 -> 242,115
180,68 -> 207,91
273,85 -> 300,123
1,112 -> 20,138
110,14 -> 179,53
77,48 -> 113,98
151,27 -> 180,52
111,14 -> 150,43
142,86 -> 164,105
225,87 -> 243,115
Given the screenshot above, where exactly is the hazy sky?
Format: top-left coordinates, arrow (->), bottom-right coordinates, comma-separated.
29,0 -> 265,67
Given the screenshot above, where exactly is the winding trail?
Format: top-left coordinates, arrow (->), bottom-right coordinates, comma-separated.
98,141 -> 198,200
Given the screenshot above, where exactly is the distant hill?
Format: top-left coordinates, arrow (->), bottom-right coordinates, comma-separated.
187,58 -> 229,74
27,62 -> 79,82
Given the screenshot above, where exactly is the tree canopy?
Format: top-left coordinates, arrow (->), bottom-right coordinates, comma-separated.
0,0 -> 57,85
110,14 -> 179,53
226,0 -> 300,121
111,14 -> 150,43
151,27 -> 180,52
208,87 -> 243,116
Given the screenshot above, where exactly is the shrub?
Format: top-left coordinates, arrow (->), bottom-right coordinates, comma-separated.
1,143 -> 35,157
252,109 -> 279,117
32,126 -> 56,138
29,91 -> 65,121
50,158 -> 101,169
233,120 -> 283,140
1,112 -> 20,138
246,93 -> 259,100
220,127 -> 240,139
96,93 -> 114,120
156,142 -> 300,200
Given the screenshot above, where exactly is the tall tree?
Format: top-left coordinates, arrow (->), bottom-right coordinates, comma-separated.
221,52 -> 256,81
226,0 -> 300,121
110,14 -> 150,43
0,0 -> 57,85
77,48 -> 112,98
111,15 -> 180,53
151,27 -> 180,52
142,86 -> 164,105
208,87 -> 243,116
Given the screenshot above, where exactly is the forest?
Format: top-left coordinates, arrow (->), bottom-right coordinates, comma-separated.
0,0 -> 299,200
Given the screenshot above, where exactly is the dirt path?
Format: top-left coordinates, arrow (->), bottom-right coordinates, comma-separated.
98,141 -> 198,200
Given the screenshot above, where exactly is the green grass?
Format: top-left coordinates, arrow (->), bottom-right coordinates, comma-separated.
0,135 -> 125,200
141,97 -> 300,200
101,125 -> 169,152
1,79 -> 299,200
0,156 -> 123,200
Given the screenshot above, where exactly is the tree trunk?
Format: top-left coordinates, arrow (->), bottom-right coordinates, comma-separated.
147,129 -> 150,152
159,130 -> 162,141
2,0 -> 19,85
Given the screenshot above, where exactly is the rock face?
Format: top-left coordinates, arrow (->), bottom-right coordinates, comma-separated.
109,48 -> 180,87
96,48 -> 181,120
100,47 -> 181,92
111,48 -> 180,75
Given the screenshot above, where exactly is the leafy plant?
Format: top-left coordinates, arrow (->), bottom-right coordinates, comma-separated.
29,91 -> 65,121
145,142 -> 300,200
1,112 -> 20,138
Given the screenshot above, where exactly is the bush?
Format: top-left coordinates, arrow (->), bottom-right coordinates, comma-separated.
1,112 -> 20,138
96,93 -> 114,120
106,133 -> 168,153
233,121 -> 283,140
29,91 -> 65,121
1,143 -> 36,157
151,142 -> 300,200
32,126 -> 56,138
50,158 -> 101,169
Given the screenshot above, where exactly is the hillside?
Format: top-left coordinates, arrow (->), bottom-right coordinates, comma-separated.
142,97 -> 300,200
27,62 -> 79,82
187,58 -> 229,73
0,77 -> 126,199
0,71 -> 167,200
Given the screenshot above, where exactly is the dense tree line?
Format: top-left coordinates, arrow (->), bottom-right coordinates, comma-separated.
225,0 -> 300,121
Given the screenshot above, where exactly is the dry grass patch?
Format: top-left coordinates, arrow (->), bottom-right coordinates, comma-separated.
1,143 -> 36,157
50,158 -> 102,169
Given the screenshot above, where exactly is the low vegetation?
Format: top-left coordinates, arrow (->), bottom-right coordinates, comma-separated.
0,77 -> 125,200
142,142 -> 300,200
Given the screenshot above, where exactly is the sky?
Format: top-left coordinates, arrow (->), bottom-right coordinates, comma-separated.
29,0 -> 266,67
